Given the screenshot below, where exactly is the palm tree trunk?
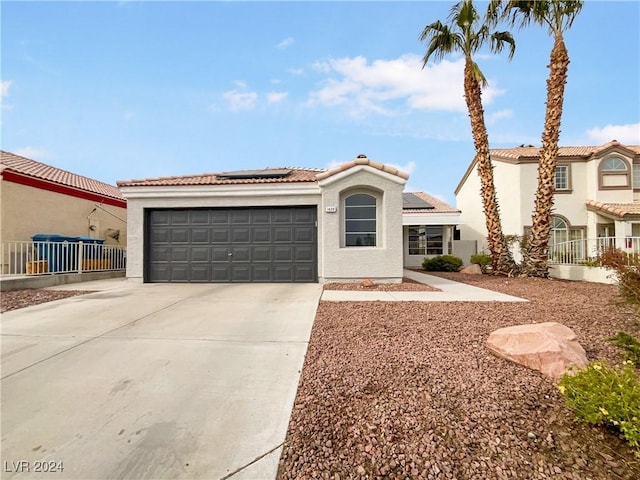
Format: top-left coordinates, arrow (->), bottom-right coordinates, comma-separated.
524,36 -> 570,277
463,59 -> 517,275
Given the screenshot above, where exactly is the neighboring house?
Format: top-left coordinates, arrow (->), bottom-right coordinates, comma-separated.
118,155 -> 462,284
455,140 -> 640,259
0,151 -> 127,244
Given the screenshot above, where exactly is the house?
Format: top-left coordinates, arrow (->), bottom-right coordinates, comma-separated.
0,150 -> 127,245
118,155 -> 462,284
455,140 -> 640,260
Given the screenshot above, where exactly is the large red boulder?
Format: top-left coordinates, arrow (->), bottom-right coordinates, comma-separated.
486,322 -> 588,378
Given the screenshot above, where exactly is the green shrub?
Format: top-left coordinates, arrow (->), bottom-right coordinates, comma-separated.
470,253 -> 492,272
598,247 -> 640,311
422,255 -> 463,272
608,332 -> 640,365
558,361 -> 640,450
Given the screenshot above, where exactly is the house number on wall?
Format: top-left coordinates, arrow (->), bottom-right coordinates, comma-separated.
325,206 -> 337,213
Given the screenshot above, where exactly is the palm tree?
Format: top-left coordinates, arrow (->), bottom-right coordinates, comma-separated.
503,0 -> 583,277
420,0 -> 518,274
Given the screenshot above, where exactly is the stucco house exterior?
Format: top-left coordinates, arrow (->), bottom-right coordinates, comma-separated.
455,140 -> 640,260
118,155 -> 461,284
0,150 -> 127,245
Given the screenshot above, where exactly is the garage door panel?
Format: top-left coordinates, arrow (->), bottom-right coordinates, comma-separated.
294,246 -> 314,261
252,210 -> 271,224
191,247 -> 210,262
212,266 -> 230,282
191,228 -> 209,243
172,247 -> 189,262
273,228 -> 292,242
147,206 -> 316,283
231,210 -> 251,224
294,227 -> 314,242
211,211 -> 230,224
211,228 -> 230,243
253,246 -> 271,262
171,229 -> 189,243
171,211 -> 189,225
151,229 -> 170,243
190,266 -> 210,282
252,266 -> 272,282
211,247 -> 229,262
253,227 -> 271,243
231,247 -> 251,262
274,266 -> 294,281
231,266 -> 251,282
170,266 -> 189,282
294,265 -> 315,282
190,211 -> 210,224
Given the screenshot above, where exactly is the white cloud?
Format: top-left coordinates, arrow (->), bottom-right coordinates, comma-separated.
276,37 -> 294,49
14,146 -> 50,160
307,54 -> 504,117
1,80 -> 11,98
267,91 -> 288,104
222,89 -> 258,111
1,80 -> 12,110
287,67 -> 304,76
487,109 -> 513,125
585,123 -> 640,145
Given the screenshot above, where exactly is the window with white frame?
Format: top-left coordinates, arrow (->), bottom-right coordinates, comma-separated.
554,165 -> 569,190
408,226 -> 443,255
344,193 -> 377,247
550,216 -> 585,260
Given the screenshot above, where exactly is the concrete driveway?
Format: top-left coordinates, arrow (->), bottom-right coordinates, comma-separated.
1,280 -> 322,480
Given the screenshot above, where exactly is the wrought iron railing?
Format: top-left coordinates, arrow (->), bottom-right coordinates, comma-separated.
548,237 -> 640,266
1,240 -> 126,276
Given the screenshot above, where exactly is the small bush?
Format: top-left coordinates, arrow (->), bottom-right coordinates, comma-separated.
608,332 -> 640,365
598,247 -> 640,311
470,253 -> 492,272
558,361 -> 640,450
422,255 -> 463,272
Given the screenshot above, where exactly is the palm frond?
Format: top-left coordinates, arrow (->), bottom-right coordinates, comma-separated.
491,31 -> 516,60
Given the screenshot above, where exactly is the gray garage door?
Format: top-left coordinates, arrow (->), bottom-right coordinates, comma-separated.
147,207 -> 317,283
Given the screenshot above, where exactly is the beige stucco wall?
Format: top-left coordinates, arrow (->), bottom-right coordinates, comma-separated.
121,185 -> 322,283
318,167 -> 405,283
0,180 -> 127,244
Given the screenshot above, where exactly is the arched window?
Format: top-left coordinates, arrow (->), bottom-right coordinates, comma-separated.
345,193 -> 376,246
599,156 -> 630,189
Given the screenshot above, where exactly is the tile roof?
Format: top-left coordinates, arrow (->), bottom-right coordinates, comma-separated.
586,200 -> 640,219
403,192 -> 460,214
117,167 -> 323,187
117,155 -> 409,187
316,155 -> 410,181
490,141 -> 640,160
1,150 -> 124,200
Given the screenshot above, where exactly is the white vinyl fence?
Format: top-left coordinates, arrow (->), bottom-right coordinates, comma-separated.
1,240 -> 126,276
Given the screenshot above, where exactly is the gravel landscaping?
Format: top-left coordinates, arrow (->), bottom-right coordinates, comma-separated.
278,273 -> 640,479
1,289 -> 89,313
324,277 -> 440,292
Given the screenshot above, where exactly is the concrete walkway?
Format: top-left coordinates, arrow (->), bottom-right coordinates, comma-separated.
321,269 -> 528,302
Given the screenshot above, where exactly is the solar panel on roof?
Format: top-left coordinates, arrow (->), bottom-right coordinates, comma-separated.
402,192 -> 434,209
216,169 -> 292,179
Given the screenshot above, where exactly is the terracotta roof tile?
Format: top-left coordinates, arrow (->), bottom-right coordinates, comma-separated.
117,167 -> 323,187
118,155 -> 410,187
491,141 -> 640,160
586,200 -> 640,219
403,192 -> 460,214
316,155 -> 410,181
1,150 -> 124,200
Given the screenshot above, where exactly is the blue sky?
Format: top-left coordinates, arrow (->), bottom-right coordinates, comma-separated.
2,1 -> 639,204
